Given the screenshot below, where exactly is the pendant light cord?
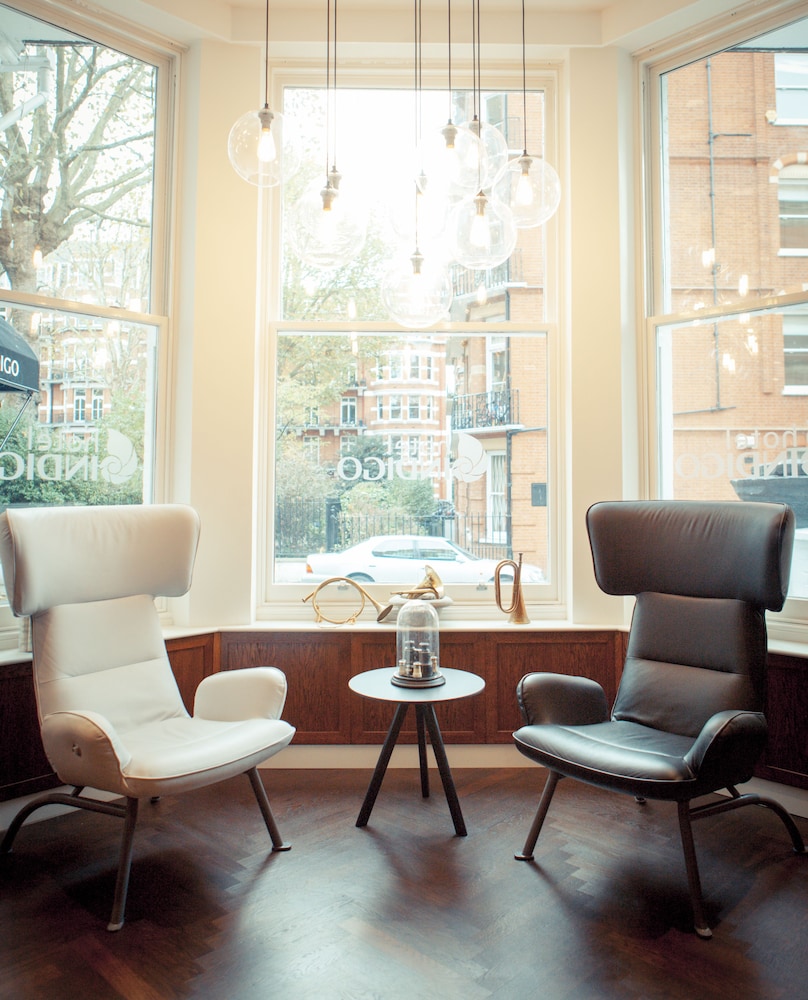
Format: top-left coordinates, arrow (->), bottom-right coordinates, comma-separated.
333,0 -> 338,173
325,0 -> 331,178
263,0 -> 270,107
414,0 -> 421,246
521,0 -> 528,156
447,0 -> 452,122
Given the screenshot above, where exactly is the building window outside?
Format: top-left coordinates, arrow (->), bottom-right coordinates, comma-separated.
487,452 -> 507,544
651,15 -> 808,606
302,435 -> 320,464
74,390 -> 86,423
341,396 -> 357,426
783,315 -> 808,393
775,53 -> 808,124
778,164 -> 808,254
408,395 -> 420,420
92,390 -> 105,421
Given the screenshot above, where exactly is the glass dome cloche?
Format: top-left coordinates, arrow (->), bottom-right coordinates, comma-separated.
393,599 -> 444,688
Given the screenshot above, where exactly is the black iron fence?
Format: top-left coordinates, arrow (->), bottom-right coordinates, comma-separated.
276,499 -> 510,562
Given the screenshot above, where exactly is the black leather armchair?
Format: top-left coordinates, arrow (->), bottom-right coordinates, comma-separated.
513,500 -> 806,938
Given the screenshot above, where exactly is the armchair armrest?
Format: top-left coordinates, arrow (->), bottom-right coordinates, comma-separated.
194,666 -> 288,722
41,710 -> 131,793
516,672 -> 610,726
684,709 -> 768,788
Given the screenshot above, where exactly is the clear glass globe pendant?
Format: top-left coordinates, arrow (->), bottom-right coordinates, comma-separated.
451,189 -> 517,270
382,249 -> 453,329
492,152 -> 561,229
415,120 -> 483,205
227,105 -> 299,189
288,172 -> 367,271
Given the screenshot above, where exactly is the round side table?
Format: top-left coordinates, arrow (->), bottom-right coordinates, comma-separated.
348,666 -> 485,836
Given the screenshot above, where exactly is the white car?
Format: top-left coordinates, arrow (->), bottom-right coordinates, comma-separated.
303,535 -> 544,585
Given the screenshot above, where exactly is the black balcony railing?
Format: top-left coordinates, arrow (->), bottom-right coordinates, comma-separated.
450,250 -> 524,297
451,387 -> 519,431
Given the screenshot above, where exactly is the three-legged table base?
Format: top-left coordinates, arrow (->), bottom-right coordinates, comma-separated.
356,702 -> 467,836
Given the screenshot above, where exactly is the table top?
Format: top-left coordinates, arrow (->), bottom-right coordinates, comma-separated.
348,667 -> 485,704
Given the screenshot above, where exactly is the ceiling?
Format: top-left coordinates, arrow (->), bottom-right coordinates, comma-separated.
4,0 -> 806,56
71,0 -> 792,53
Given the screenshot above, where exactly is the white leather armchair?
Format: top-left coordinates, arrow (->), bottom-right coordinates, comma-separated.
0,503 -> 295,930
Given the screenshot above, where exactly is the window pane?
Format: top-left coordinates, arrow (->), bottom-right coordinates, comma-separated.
274,330 -> 548,588
0,7 -> 157,310
655,302 -> 808,598
281,86 -> 551,325
0,299 -> 158,507
660,32 -> 808,312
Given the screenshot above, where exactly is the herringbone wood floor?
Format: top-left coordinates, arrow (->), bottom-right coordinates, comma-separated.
2,767 -> 807,1000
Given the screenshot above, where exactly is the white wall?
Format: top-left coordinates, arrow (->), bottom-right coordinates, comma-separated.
172,39 -> 263,625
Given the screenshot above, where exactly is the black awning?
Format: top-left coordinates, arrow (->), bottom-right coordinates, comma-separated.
0,317 -> 39,394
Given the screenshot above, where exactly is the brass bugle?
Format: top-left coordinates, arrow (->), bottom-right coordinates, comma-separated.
494,553 -> 531,624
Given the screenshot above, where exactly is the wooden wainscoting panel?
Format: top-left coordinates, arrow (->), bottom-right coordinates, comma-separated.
489,631 -> 623,742
0,660 -> 58,801
166,634 -> 217,713
219,632 -> 353,743
757,652 -> 808,789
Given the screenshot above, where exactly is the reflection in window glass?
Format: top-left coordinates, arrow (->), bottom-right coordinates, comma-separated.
0,300 -> 158,508
656,18 -> 808,602
660,29 -> 808,312
274,331 -> 548,588
656,303 -> 808,597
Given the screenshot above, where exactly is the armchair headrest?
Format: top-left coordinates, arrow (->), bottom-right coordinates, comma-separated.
0,504 -> 201,616
586,500 -> 794,611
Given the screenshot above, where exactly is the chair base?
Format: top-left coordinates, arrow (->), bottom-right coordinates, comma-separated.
2,766 -> 290,930
515,771 -> 806,938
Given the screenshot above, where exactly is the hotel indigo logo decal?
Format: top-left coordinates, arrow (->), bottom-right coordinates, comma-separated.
0,427 -> 139,485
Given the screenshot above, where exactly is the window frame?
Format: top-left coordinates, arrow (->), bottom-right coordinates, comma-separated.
0,1 -> 176,645
256,59 -> 563,622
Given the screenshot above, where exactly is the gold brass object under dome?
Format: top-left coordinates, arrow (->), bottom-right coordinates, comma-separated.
393,597 -> 444,688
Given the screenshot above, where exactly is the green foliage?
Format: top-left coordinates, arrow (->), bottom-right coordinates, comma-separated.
275,438 -> 333,502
